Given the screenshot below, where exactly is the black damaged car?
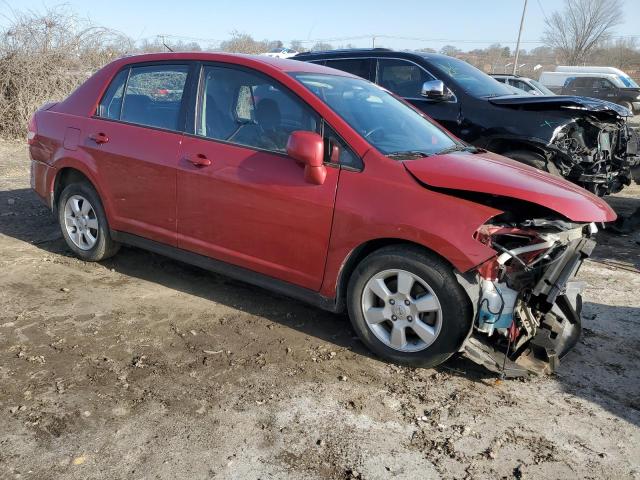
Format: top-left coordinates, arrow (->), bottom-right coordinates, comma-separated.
295,49 -> 640,196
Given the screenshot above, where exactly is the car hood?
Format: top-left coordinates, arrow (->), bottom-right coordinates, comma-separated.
488,94 -> 631,118
403,151 -> 616,223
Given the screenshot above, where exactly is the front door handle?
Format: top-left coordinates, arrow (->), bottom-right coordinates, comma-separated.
186,153 -> 211,167
89,132 -> 109,144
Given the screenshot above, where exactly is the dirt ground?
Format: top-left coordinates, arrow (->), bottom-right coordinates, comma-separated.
0,138 -> 638,480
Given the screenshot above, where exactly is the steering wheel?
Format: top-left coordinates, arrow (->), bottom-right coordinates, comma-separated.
364,126 -> 385,139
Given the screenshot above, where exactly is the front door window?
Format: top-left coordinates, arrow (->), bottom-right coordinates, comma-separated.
197,66 -> 319,153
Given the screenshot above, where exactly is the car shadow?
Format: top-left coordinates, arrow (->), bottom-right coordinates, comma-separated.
0,187 -> 498,381
1,188 -> 638,425
593,194 -> 640,271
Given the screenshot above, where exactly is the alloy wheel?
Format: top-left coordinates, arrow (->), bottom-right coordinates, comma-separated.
361,269 -> 442,352
63,194 -> 99,250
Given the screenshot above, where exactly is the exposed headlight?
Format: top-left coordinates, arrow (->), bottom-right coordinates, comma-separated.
636,94 -> 640,100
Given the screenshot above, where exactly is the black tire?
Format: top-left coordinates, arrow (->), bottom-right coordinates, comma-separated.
619,101 -> 634,114
57,181 -> 120,262
347,245 -> 472,368
503,149 -> 561,177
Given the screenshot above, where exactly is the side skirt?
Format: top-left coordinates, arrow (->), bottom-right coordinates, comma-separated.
110,231 -> 340,313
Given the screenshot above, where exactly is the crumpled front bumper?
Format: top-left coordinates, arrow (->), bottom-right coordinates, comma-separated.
461,233 -> 596,377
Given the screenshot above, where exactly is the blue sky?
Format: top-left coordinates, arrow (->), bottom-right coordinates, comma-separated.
3,0 -> 640,51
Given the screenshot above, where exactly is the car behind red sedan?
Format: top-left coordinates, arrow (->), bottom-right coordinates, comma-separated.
29,53 -> 615,376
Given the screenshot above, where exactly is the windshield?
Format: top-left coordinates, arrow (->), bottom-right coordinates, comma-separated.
529,79 -> 555,95
618,75 -> 639,88
292,73 -> 458,156
428,56 -> 515,98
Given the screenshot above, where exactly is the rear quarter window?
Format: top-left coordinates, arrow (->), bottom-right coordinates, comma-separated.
97,69 -> 128,119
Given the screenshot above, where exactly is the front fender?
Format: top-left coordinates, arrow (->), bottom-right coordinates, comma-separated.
319,153 -> 501,299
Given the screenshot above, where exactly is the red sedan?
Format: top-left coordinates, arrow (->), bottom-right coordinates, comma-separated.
29,53 -> 615,376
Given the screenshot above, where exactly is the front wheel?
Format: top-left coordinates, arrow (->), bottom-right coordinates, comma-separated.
503,149 -> 561,177
347,246 -> 472,368
58,182 -> 120,262
619,101 -> 634,114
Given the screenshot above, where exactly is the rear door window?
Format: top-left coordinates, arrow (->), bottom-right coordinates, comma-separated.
377,59 -> 435,98
120,65 -> 189,130
324,59 -> 374,81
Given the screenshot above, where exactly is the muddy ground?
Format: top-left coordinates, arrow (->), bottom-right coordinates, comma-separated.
0,138 -> 638,480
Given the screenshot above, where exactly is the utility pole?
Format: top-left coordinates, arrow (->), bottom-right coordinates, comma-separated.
513,0 -> 528,75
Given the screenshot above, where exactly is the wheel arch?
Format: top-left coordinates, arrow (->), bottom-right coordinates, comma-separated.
51,162 -> 112,221
483,137 -> 550,158
53,168 -> 92,209
333,238 -> 461,313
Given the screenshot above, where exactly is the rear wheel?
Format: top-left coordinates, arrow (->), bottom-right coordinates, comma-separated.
58,182 -> 120,261
503,149 -> 561,177
347,246 -> 471,368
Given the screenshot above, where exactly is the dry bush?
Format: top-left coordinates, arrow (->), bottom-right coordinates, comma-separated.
0,6 -> 131,138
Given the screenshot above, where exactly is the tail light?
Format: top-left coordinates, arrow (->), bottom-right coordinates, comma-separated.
27,115 -> 37,145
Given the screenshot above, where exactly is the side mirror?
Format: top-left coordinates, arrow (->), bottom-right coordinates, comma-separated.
286,131 -> 327,185
421,80 -> 449,100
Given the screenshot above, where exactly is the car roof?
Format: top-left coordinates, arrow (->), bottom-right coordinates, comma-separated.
295,48 -> 455,63
114,52 -> 356,76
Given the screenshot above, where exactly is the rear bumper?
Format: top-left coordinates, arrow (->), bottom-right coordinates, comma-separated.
30,159 -> 55,208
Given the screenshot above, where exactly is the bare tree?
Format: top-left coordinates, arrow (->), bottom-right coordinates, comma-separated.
0,5 -> 132,137
606,37 -> 640,69
311,42 -> 334,52
542,0 -> 624,64
439,45 -> 461,57
289,40 -> 304,52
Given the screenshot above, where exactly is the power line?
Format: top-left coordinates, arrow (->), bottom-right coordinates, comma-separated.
536,0 -> 549,22
149,32 -> 640,48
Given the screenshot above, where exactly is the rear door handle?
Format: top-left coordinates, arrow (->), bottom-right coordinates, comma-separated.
185,153 -> 211,167
89,132 -> 109,144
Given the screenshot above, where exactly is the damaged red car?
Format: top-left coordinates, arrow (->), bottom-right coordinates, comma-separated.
29,53 -> 616,376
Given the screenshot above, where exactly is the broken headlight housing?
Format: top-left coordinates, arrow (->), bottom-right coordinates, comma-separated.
463,217 -> 597,376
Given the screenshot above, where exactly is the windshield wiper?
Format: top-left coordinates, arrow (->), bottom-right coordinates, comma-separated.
386,150 -> 431,160
435,145 -> 485,155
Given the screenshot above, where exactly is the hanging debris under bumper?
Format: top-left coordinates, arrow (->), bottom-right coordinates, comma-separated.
459,220 -> 597,377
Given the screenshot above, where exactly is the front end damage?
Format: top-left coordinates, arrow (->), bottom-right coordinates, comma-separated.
487,95 -> 640,196
549,116 -> 639,196
459,216 -> 597,377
